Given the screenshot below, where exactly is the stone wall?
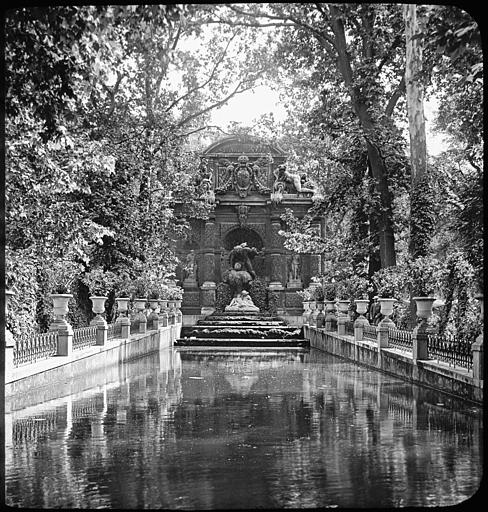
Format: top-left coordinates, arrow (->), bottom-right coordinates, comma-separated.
304,325 -> 482,404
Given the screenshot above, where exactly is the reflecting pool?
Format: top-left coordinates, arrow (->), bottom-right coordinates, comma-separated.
5,347 -> 483,508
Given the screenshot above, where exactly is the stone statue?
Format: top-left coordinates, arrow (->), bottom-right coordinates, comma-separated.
186,250 -> 197,279
228,242 -> 261,280
197,158 -> 215,205
287,253 -> 303,289
226,261 -> 253,297
183,250 -> 198,287
289,253 -> 300,281
273,164 -> 315,194
224,243 -> 262,311
226,290 -> 259,312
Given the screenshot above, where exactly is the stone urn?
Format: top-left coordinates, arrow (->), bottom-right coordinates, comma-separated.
308,300 -> 317,325
316,301 -> 325,328
134,298 -> 147,333
149,298 -> 160,312
89,296 -> 108,326
134,298 -> 147,311
413,297 -> 436,321
49,294 -> 74,332
354,299 -> 370,327
336,300 -> 350,317
175,299 -> 183,322
324,300 -> 336,330
148,298 -> 160,329
168,300 -> 176,324
378,297 -> 396,328
302,301 -> 311,325
115,297 -> 130,317
158,299 -> 169,327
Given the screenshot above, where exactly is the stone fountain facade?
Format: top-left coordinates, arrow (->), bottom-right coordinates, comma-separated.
175,135 -> 324,323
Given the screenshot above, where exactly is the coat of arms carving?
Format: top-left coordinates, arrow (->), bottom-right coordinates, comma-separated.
216,155 -> 271,198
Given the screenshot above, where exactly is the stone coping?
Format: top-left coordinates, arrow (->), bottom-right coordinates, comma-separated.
304,326 -> 481,403
310,327 -> 475,383
6,325 -> 179,384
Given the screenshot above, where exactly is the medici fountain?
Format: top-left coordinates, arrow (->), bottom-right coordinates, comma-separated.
174,135 -> 323,347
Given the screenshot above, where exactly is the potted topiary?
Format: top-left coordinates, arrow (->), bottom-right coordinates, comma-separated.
46,258 -> 82,331
131,278 -> 148,309
113,271 -> 133,319
335,282 -> 350,317
407,256 -> 442,321
310,282 -> 325,324
82,267 -> 117,324
167,285 -> 184,323
147,289 -> 161,329
297,288 -> 313,324
371,266 -> 406,328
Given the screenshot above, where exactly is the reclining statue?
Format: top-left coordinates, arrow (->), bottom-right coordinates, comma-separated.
226,290 -> 259,312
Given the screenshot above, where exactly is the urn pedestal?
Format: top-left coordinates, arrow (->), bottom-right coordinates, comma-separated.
134,298 -> 148,334
89,296 -> 108,345
115,298 -> 131,339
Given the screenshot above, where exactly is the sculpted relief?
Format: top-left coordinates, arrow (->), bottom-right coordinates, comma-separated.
216,155 -> 271,198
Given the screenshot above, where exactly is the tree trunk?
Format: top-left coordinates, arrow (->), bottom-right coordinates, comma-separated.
330,5 -> 396,268
404,4 -> 432,259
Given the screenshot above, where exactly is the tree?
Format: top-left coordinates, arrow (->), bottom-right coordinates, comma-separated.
5,5 -> 271,331
210,3 -> 410,268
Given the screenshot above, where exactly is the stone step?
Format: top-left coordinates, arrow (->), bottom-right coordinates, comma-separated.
197,320 -> 285,326
190,325 -> 295,331
207,313 -> 283,321
174,338 -> 309,347
182,326 -> 301,337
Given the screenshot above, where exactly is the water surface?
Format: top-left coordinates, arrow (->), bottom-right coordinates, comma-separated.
5,347 -> 482,508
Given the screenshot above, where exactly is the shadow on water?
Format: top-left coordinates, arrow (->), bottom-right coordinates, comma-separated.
5,347 -> 483,509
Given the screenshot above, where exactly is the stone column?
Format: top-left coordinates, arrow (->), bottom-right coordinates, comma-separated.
269,220 -> 285,289
377,325 -> 389,348
49,294 -> 74,356
309,221 -> 322,278
201,220 -> 217,315
201,282 -> 216,316
472,295 -> 483,385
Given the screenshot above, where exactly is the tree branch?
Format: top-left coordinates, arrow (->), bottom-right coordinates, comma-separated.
377,35 -> 402,74
177,125 -> 233,138
101,72 -> 124,118
225,4 -> 337,49
175,71 -> 265,129
385,73 -> 406,117
164,32 -> 238,113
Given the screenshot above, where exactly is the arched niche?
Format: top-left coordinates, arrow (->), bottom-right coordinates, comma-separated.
222,227 -> 264,252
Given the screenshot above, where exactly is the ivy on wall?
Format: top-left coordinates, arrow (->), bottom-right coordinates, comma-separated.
249,278 -> 268,312
215,282 -> 232,312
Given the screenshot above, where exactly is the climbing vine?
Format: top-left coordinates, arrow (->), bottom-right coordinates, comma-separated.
215,282 -> 232,312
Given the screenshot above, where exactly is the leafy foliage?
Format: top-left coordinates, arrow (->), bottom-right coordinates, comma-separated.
248,278 -> 267,312
215,282 -> 233,312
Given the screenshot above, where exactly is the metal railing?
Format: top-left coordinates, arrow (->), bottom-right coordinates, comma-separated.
72,325 -> 97,350
13,331 -> 58,367
107,322 -> 122,340
363,324 -> 377,342
427,333 -> 473,370
388,328 -> 413,352
13,412 -> 58,446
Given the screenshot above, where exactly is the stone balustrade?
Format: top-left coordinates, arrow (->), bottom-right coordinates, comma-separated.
4,291 -> 183,384
301,294 -> 483,382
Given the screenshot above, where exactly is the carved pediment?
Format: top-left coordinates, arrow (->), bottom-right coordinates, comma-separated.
203,135 -> 286,157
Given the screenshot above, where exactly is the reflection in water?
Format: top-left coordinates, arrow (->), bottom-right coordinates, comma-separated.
5,347 -> 482,509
